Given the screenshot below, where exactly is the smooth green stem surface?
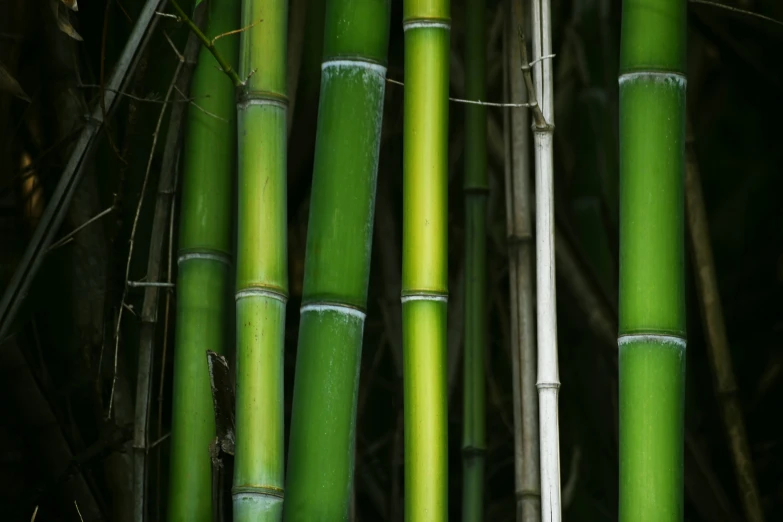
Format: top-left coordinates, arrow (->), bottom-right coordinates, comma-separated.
234,0 -> 288,520
168,0 -> 238,519
462,0 -> 486,519
284,1 -> 390,520
619,0 -> 686,520
402,2 -> 450,519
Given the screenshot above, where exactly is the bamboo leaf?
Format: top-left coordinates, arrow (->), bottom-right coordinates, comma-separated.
0,63 -> 30,101
52,0 -> 83,41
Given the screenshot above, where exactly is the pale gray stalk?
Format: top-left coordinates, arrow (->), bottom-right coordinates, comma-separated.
504,1 -> 541,520
530,0 -> 562,519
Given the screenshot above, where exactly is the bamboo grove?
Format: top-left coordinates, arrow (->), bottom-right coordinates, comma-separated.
1,0 -> 780,520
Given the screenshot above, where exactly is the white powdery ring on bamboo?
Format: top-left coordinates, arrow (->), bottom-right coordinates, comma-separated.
618,71 -> 687,87
235,288 -> 288,304
617,334 -> 687,349
177,252 -> 231,266
237,98 -> 288,111
321,59 -> 387,76
300,303 -> 366,320
402,21 -> 451,32
400,294 -> 449,303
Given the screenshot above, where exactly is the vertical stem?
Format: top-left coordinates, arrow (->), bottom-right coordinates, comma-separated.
684,121 -> 765,522
283,0 -> 391,520
529,0 -> 561,519
462,0 -> 487,520
167,1 -> 239,520
233,0 -> 288,520
134,27 -> 202,517
618,0 -> 687,521
402,1 -> 450,520
505,1 -> 541,520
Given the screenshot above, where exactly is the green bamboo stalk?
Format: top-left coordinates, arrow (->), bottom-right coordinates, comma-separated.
233,0 -> 288,520
618,0 -> 687,520
402,1 -> 450,520
167,1 -> 239,520
462,0 -> 486,520
283,1 -> 391,520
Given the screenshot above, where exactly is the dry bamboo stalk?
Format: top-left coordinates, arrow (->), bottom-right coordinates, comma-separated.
684,119 -> 765,522
503,1 -> 541,520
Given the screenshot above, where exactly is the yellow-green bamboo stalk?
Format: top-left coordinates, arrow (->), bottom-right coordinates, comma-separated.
233,0 -> 288,520
402,1 -> 450,520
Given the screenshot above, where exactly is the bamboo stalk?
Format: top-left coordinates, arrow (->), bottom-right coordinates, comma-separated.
167,0 -> 239,520
462,0 -> 487,519
528,0 -> 562,518
504,1 -> 541,520
684,120 -> 764,522
283,1 -> 391,520
401,0 -> 450,519
618,0 -> 687,520
233,0 -> 288,519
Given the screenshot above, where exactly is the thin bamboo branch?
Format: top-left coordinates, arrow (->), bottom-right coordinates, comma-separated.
684,120 -> 765,522
169,0 -> 243,87
0,0 -> 166,343
504,1 -> 541,520
132,23 -> 203,522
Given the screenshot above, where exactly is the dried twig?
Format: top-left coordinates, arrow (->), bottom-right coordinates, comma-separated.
131,18 -> 204,522
48,205 -> 115,251
685,119 -> 765,522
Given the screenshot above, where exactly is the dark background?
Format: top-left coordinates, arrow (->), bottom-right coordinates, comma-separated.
1,0 -> 781,520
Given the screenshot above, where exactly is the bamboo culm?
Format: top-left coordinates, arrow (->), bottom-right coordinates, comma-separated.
618,0 -> 687,520
462,0 -> 487,520
167,0 -> 239,520
402,0 -> 451,520
233,0 -> 289,520
284,0 -> 391,520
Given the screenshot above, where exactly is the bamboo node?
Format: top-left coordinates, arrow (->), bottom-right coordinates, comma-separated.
235,287 -> 288,303
461,446 -> 487,458
321,59 -> 387,75
618,71 -> 687,87
300,302 -> 366,320
237,90 -> 288,110
177,251 -> 232,266
617,334 -> 687,349
232,485 -> 284,499
515,489 -> 542,500
400,293 -> 448,303
402,20 -> 451,32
